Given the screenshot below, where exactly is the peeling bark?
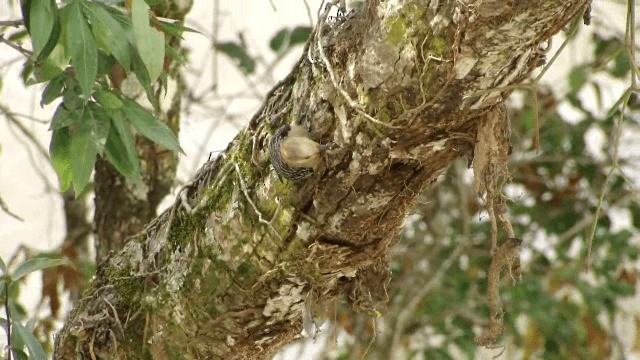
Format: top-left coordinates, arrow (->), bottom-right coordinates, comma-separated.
54,1 -> 588,359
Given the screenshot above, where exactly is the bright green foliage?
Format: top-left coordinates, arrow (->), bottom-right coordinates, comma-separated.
121,98 -> 181,154
83,1 -> 131,70
216,25 -> 312,75
105,110 -> 141,181
131,0 -> 165,83
66,0 -> 98,98
269,26 -> 312,52
50,126 -> 73,191
215,42 -> 256,75
22,0 -> 60,60
17,0 -> 187,194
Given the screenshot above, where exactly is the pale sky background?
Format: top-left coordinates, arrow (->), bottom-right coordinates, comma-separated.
0,1 -> 637,359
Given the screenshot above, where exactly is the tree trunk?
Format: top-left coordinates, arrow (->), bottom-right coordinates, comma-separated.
54,0 -> 588,358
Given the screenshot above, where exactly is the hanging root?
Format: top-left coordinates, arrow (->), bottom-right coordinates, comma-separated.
473,104 -> 522,346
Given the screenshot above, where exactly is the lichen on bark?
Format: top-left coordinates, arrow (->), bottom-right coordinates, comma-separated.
55,0 -> 590,358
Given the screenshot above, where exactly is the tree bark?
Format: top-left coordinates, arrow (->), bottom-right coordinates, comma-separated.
54,0 -> 588,358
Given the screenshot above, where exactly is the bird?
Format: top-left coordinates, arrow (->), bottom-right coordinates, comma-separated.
269,124 -> 329,180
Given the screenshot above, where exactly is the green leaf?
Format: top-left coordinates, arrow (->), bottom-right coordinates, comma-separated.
39,1 -> 62,62
8,302 -> 26,323
86,103 -> 111,154
111,110 -> 138,162
26,0 -> 56,57
165,43 -> 187,65
8,29 -> 30,43
568,66 -> 587,94
20,0 -> 33,30
14,349 -> 29,360
289,26 -> 312,46
12,322 -> 47,360
0,256 -> 6,274
215,42 -> 255,74
605,88 -> 631,120
269,28 -> 288,52
131,0 -> 165,82
611,51 -> 630,78
82,1 -> 131,70
269,26 -> 311,53
121,98 -> 180,153
130,51 -> 160,112
50,126 -> 73,191
94,90 -> 123,109
70,118 -> 99,194
25,318 -> 37,332
32,56 -> 65,83
105,111 -> 141,181
10,323 -> 27,359
152,19 -> 200,39
61,83 -> 84,111
100,4 -> 131,28
41,75 -> 66,106
50,103 -> 81,130
12,258 -> 71,282
67,0 -> 98,98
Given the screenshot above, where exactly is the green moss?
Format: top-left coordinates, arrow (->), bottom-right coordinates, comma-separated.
235,260 -> 260,288
377,106 -> 391,124
358,88 -> 372,108
255,234 -> 281,259
429,36 -> 447,58
126,348 -> 153,360
280,236 -> 307,261
272,178 -> 292,201
386,16 -> 407,46
277,207 -> 292,227
231,132 -> 258,185
386,3 -> 430,47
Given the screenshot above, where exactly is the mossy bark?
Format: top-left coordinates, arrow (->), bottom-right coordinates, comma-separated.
54,0 -> 588,359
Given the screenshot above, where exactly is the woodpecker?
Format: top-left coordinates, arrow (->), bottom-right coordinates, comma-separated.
269,125 -> 328,180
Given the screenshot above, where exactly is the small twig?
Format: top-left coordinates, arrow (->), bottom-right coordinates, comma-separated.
533,16 -> 580,83
626,0 -> 639,86
0,195 -> 24,221
0,20 -> 24,27
0,34 -> 32,58
5,279 -> 12,360
584,99 -> 626,272
361,317 -> 376,360
532,90 -> 540,153
302,0 -> 314,26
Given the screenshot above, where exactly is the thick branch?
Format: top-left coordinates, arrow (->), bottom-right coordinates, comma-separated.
55,1 -> 588,358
